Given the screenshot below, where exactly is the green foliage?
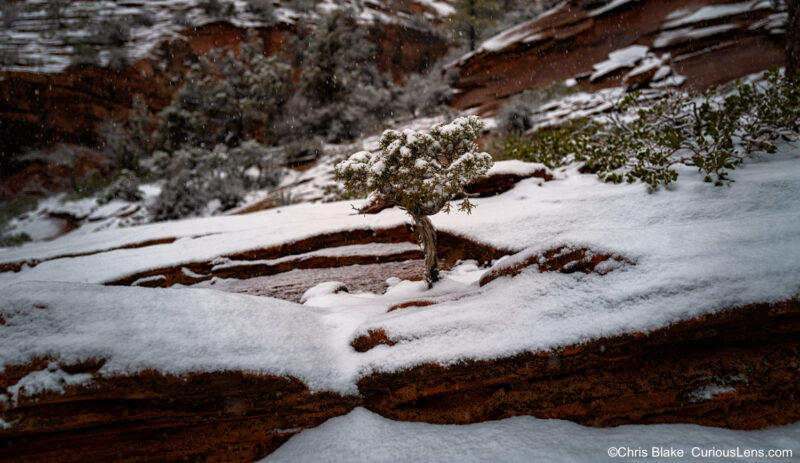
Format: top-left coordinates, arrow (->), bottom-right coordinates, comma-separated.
335,116 -> 493,216
0,196 -> 38,232
280,10 -> 395,142
0,195 -> 37,247
149,141 -> 285,221
491,119 -> 591,169
445,0 -> 502,50
156,33 -> 293,150
69,173 -> 118,200
495,82 -> 580,134
98,170 -> 143,204
493,69 -> 800,190
0,232 -> 32,247
106,95 -> 154,175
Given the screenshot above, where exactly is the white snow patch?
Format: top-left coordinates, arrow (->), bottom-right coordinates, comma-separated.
589,0 -> 642,17
6,362 -> 92,405
663,1 -> 774,29
486,160 -> 550,177
653,24 -> 739,49
0,417 -> 12,430
301,281 -> 349,304
689,384 -> 736,402
261,407 -> 800,463
590,45 -> 649,82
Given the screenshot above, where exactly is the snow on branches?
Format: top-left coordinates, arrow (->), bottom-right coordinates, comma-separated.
335,116 -> 493,286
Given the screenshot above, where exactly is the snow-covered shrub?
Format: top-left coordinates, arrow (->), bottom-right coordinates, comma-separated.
335,116 -> 493,286
150,141 -> 284,220
156,34 -> 292,150
92,18 -> 131,47
445,0 -> 502,50
399,64 -> 454,118
495,98 -> 534,133
581,69 -> 800,188
69,44 -> 100,68
107,48 -> 129,70
149,170 -> 209,221
495,69 -> 800,190
229,139 -> 285,190
1,1 -> 19,28
481,0 -> 561,41
287,0 -> 316,13
490,120 -> 583,168
105,96 -> 154,175
282,10 -> 396,142
0,232 -> 31,248
98,170 -> 143,204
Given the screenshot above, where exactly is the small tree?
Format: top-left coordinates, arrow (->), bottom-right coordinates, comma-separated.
335,116 -> 493,287
446,0 -> 502,51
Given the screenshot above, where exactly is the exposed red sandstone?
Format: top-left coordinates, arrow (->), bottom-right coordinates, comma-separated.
451,0 -> 787,114
479,246 -> 633,287
2,299 -> 798,461
100,225 -> 511,288
0,19 -> 446,200
358,299 -> 800,429
0,364 -> 357,463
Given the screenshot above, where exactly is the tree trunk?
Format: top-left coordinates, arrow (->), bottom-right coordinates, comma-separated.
413,215 -> 439,288
788,0 -> 800,85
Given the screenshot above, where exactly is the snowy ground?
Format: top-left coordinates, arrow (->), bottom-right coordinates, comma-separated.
2,146 -> 800,395
262,408 -> 799,463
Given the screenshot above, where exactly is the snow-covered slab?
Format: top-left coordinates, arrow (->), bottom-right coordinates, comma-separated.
0,282 -> 352,393
1,133 -> 800,395
486,160 -> 550,177
663,0 -> 773,29
590,45 -> 649,82
211,242 -> 420,271
0,202 -> 410,285
262,408 -> 800,463
653,24 -> 739,49
589,0 -> 643,17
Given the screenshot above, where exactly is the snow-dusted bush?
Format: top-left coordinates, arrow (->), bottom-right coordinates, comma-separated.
491,120 -> 582,168
98,170 -> 143,204
399,64 -> 454,118
445,0 -> 502,50
150,141 -> 285,220
156,34 -> 292,150
105,96 -> 154,175
282,10 -> 395,142
69,44 -> 100,68
495,98 -> 533,133
493,69 -> 800,190
287,0 -> 316,13
335,116 -> 493,286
